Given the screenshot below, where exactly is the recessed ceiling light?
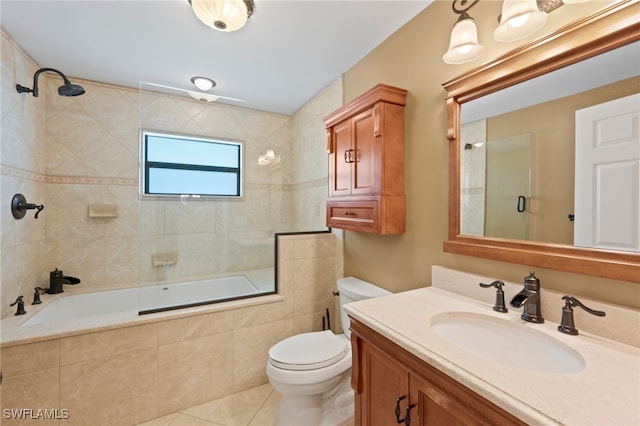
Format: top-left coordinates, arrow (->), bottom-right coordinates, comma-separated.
190,76 -> 216,91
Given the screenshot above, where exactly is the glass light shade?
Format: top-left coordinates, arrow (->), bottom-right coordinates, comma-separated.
443,16 -> 484,64
494,0 -> 548,42
190,0 -> 250,32
191,77 -> 215,91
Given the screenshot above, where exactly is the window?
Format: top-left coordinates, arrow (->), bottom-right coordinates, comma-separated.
141,131 -> 242,198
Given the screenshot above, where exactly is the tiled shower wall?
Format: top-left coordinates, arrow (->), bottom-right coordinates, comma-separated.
1,32 -> 48,318
1,28 -> 342,316
460,119 -> 486,237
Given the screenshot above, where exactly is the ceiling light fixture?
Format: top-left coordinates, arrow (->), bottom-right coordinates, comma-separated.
443,0 -> 574,64
191,76 -> 216,91
188,0 -> 254,32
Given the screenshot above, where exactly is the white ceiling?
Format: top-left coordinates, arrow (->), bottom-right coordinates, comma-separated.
1,0 -> 432,115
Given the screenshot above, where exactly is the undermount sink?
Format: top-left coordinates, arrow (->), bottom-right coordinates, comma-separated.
430,312 -> 585,373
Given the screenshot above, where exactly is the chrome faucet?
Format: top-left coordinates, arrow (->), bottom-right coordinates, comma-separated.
509,271 -> 544,323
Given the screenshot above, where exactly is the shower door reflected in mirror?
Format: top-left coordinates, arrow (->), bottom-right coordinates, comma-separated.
460,123 -> 531,240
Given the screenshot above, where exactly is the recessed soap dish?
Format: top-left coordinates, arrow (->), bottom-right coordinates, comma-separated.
88,204 -> 118,218
152,252 -> 177,267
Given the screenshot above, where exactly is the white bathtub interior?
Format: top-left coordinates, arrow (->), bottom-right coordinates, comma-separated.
22,271 -> 272,327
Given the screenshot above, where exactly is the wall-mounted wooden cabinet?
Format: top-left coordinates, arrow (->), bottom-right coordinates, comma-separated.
324,84 -> 407,234
350,318 -> 526,426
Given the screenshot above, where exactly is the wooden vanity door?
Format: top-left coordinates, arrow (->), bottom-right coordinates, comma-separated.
410,374 -> 484,426
360,340 -> 409,426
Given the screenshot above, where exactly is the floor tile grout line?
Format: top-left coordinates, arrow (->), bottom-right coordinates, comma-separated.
245,387 -> 276,426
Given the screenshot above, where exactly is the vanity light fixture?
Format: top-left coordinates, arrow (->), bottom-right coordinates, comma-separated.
443,0 -> 576,64
493,0 -> 548,43
443,0 -> 484,65
188,0 -> 254,32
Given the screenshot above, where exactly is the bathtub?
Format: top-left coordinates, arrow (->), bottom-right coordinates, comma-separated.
22,275 -> 262,327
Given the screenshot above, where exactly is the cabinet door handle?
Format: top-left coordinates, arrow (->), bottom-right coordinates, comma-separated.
344,211 -> 356,216
344,149 -> 355,163
343,149 -> 358,163
395,396 -> 416,425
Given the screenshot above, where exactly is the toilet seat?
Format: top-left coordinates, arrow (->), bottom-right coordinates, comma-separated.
269,330 -> 348,371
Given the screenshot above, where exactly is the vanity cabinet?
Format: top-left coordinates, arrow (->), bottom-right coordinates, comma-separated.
324,84 -> 407,234
350,318 -> 526,426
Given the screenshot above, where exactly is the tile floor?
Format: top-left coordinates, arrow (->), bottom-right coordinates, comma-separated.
137,384 -> 355,426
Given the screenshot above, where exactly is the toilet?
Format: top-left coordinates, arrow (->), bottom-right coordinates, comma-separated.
266,277 -> 392,426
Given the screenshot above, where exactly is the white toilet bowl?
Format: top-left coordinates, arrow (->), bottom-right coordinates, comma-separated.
266,277 -> 391,426
267,331 -> 352,426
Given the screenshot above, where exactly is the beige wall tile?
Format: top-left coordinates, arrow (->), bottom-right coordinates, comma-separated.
1,340 -> 59,377
157,310 -> 234,346
60,347 -> 157,426
234,319 -> 294,392
103,235 -> 139,289
0,368 -> 59,426
293,234 -> 336,259
157,332 -> 234,415
234,298 -> 293,330
59,323 -> 157,365
293,257 -> 337,317
293,311 -> 329,335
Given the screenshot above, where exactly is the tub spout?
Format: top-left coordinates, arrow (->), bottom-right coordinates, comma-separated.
48,268 -> 81,294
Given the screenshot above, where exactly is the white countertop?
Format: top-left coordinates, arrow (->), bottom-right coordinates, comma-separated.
344,286 -> 640,425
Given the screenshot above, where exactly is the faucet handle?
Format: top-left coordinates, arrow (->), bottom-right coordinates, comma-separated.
558,295 -> 606,335
9,296 -> 26,315
32,287 -> 46,305
479,281 -> 508,313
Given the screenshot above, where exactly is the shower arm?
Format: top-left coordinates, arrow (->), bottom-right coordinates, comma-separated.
16,67 -> 73,97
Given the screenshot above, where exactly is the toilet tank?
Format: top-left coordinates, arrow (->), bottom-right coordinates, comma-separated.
337,277 -> 392,338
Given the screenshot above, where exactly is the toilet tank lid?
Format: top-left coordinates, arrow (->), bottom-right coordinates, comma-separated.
337,277 -> 392,300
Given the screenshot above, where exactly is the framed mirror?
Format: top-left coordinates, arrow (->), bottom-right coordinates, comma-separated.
443,0 -> 640,283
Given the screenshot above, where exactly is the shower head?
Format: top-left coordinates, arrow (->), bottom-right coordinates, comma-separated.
16,67 -> 85,98
58,82 -> 85,97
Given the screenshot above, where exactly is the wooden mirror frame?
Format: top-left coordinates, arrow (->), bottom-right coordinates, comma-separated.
443,0 -> 640,283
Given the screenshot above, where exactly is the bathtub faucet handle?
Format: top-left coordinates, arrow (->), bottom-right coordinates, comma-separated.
10,296 -> 26,315
32,287 -> 46,305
